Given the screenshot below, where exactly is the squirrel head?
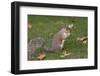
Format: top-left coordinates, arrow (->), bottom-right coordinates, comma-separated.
63,24 -> 74,32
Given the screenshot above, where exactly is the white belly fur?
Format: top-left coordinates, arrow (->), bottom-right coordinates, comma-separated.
60,40 -> 65,49
60,32 -> 70,49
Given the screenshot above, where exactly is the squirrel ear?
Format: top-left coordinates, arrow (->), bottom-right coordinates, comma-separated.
68,24 -> 73,29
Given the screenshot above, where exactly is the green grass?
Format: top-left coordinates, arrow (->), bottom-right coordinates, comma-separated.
28,15 -> 88,60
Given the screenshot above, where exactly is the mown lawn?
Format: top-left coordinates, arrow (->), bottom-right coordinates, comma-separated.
28,15 -> 88,60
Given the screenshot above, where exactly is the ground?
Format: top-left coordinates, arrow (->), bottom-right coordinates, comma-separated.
28,15 -> 88,60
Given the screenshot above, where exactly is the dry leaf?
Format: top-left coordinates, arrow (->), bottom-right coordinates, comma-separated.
28,24 -> 32,29
60,51 -> 71,58
37,53 -> 46,60
83,40 -> 87,44
64,53 -> 71,56
81,36 -> 87,41
77,36 -> 87,41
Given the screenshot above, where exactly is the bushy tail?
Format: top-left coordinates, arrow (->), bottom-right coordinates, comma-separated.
28,37 -> 56,60
28,37 -> 46,60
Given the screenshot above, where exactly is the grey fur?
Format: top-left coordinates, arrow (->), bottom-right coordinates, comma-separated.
28,24 -> 73,60
28,37 -> 45,60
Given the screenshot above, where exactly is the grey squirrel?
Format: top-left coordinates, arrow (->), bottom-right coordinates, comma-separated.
28,24 -> 73,60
